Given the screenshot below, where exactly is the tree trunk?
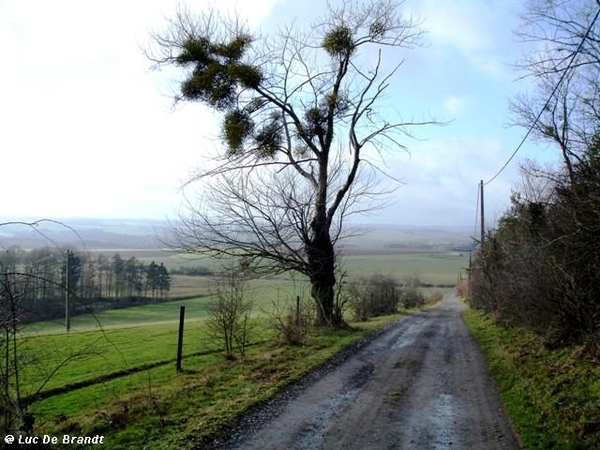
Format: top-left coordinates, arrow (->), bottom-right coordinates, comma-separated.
307,226 -> 338,327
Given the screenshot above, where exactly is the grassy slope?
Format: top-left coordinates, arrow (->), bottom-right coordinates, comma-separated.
20,281 -> 309,397
463,307 -> 600,450
25,278 -> 309,334
36,315 -> 401,449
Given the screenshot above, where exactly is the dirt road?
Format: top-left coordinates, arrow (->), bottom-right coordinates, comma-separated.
211,293 -> 520,449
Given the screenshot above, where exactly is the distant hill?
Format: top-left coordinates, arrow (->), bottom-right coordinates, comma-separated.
0,218 -> 168,249
0,218 -> 474,252
341,224 -> 474,254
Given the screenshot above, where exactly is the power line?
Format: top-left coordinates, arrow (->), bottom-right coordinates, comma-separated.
484,6 -> 600,186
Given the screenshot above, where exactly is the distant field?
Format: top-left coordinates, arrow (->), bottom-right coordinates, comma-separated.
163,252 -> 468,298
87,249 -> 222,270
341,252 -> 469,285
91,250 -> 469,298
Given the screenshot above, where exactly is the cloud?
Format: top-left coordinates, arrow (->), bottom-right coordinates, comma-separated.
0,0 -> 549,228
0,0 -> 279,220
364,133 -> 520,226
443,96 -> 467,116
406,0 -> 523,80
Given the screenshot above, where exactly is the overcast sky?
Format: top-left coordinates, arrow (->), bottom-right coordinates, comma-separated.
0,0 -> 560,229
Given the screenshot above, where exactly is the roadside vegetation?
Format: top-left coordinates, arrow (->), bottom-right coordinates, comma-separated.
469,0 -> 600,354
463,307 -> 600,449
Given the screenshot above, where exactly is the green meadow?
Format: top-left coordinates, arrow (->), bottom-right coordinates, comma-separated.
340,252 -> 468,285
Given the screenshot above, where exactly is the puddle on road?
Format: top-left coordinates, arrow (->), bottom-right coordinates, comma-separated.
431,393 -> 459,450
292,364 -> 370,450
391,318 -> 427,350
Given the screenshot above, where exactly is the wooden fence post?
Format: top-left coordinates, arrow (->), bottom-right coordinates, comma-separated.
176,306 -> 185,373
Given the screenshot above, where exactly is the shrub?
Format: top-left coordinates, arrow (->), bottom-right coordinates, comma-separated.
400,288 -> 424,308
455,280 -> 469,299
267,295 -> 313,345
470,140 -> 600,351
347,274 -> 400,320
399,275 -> 424,309
428,288 -> 445,304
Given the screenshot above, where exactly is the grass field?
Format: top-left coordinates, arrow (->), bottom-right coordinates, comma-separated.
340,252 -> 468,285
32,315 -> 401,449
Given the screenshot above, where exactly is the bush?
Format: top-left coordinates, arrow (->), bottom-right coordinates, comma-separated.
470,140 -> 600,352
428,288 -> 445,303
347,274 -> 400,321
400,288 -> 423,308
399,275 -> 424,309
267,296 -> 313,345
455,280 -> 469,299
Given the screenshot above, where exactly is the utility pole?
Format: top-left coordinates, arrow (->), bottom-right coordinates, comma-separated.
65,250 -> 71,333
468,252 -> 472,280
480,180 -> 485,245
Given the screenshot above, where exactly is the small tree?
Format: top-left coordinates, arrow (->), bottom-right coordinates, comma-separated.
157,263 -> 171,299
206,263 -> 253,359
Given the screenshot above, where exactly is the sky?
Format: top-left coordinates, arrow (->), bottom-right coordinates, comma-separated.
0,0 -> 560,230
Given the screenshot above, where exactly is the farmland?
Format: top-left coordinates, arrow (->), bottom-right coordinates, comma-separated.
84,248 -> 470,298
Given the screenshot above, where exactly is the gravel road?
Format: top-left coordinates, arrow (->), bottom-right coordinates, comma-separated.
209,293 -> 520,450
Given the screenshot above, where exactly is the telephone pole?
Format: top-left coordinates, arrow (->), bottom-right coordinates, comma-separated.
480,180 -> 485,245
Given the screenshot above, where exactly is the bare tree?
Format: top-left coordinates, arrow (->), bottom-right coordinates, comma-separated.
149,0 -> 434,326
512,0 -> 600,180
517,0 -> 600,78
473,0 -> 600,349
